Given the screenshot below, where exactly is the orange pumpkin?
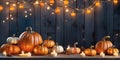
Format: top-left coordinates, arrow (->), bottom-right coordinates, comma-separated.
43,36 -> 55,48
18,27 -> 43,52
95,36 -> 113,54
107,46 -> 119,55
84,46 -> 97,56
1,44 -> 20,55
66,42 -> 81,54
33,45 -> 48,55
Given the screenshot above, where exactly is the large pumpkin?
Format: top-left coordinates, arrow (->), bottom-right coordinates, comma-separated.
1,44 -> 20,55
95,36 -> 113,54
66,42 -> 81,54
33,45 -> 48,55
84,46 -> 97,56
43,36 -> 55,48
18,27 -> 43,52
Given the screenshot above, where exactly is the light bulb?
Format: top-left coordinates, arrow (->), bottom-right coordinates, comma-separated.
52,12 -> 54,15
3,20 -> 5,23
6,17 -> 9,20
12,4 -> 16,7
35,0 -> 39,5
11,17 -> 14,20
29,13 -> 32,16
25,15 -> 28,18
95,1 -> 101,7
29,9 -> 32,11
24,11 -> 27,13
85,9 -> 91,14
6,2 -> 9,5
65,9 -> 69,12
47,6 -> 50,10
113,0 -> 118,4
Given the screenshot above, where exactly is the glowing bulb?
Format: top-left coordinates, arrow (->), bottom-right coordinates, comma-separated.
60,0 -> 63,1
35,0 -> 39,5
6,2 -> 9,5
55,7 -> 60,14
52,12 -> 54,15
10,6 -> 15,11
12,4 -> 16,7
65,9 -> 69,12
0,5 -> 3,11
95,1 -> 101,7
11,17 -> 14,20
10,14 -> 12,17
39,1 -> 45,7
24,11 -> 27,13
50,0 -> 55,5
3,20 -> 5,23
71,12 -> 76,17
47,6 -> 50,10
6,17 -> 9,20
113,0 -> 118,4
29,9 -> 32,11
29,13 -> 32,16
85,9 -> 91,14
19,4 -> 24,9
25,15 -> 28,18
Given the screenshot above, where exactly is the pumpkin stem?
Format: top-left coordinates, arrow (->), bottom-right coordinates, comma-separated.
90,45 -> 94,49
103,36 -> 110,41
74,42 -> 78,48
48,36 -> 52,40
26,27 -> 33,33
12,34 -> 16,37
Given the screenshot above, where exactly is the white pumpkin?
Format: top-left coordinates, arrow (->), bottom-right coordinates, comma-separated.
7,34 -> 19,44
52,43 -> 64,53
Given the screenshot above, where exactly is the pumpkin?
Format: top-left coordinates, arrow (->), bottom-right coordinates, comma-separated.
52,43 -> 64,53
1,44 -> 20,55
43,36 -> 55,48
7,34 -> 19,44
33,45 -> 48,55
95,36 -> 113,54
84,46 -> 97,56
107,46 -> 119,55
18,27 -> 43,52
66,42 -> 81,54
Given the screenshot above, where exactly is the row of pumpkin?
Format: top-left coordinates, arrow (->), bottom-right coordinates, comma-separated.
0,27 -> 119,57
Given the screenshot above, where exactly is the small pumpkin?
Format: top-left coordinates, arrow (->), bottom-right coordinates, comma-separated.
52,43 -> 64,53
66,42 -> 81,54
107,46 -> 119,55
95,36 -> 113,54
18,27 -> 43,52
33,45 -> 48,55
1,44 -> 20,55
84,46 -> 97,56
43,36 -> 55,48
7,34 -> 19,44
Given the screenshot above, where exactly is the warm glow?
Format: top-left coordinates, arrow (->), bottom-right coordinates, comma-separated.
95,1 -> 101,7
113,0 -> 118,4
71,12 -> 76,17
10,6 -> 15,11
64,0 -> 69,5
55,7 -> 60,14
12,4 -> 16,7
0,5 -> 3,11
6,2 -> 9,5
47,6 -> 50,10
19,4 -> 24,9
85,9 -> 91,14
50,0 -> 55,5
35,0 -> 39,5
65,9 -> 69,12
40,1 -> 45,7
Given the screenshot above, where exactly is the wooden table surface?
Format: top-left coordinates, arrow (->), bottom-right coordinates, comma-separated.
0,54 -> 120,60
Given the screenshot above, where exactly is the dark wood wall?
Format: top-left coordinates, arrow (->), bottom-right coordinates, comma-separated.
0,0 -> 120,48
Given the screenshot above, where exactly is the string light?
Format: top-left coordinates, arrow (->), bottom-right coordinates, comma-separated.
24,11 -> 27,13
5,2 -> 9,5
47,6 -> 50,10
3,20 -> 5,23
6,17 -> 9,20
19,4 -> 24,9
65,8 -> 69,12
29,13 -> 32,16
49,0 -> 55,5
29,9 -> 32,11
11,17 -> 14,20
52,12 -> 55,15
85,9 -> 91,14
10,6 -> 15,11
71,11 -> 76,17
113,0 -> 118,4
10,14 -> 12,17
12,4 -> 16,7
34,0 -> 39,5
64,0 -> 69,5
55,7 -> 60,14
39,1 -> 45,7
25,15 -> 28,18
0,5 -> 3,11
95,1 -> 101,7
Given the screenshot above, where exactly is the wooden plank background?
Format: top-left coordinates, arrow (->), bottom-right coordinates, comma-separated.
0,0 -> 120,48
